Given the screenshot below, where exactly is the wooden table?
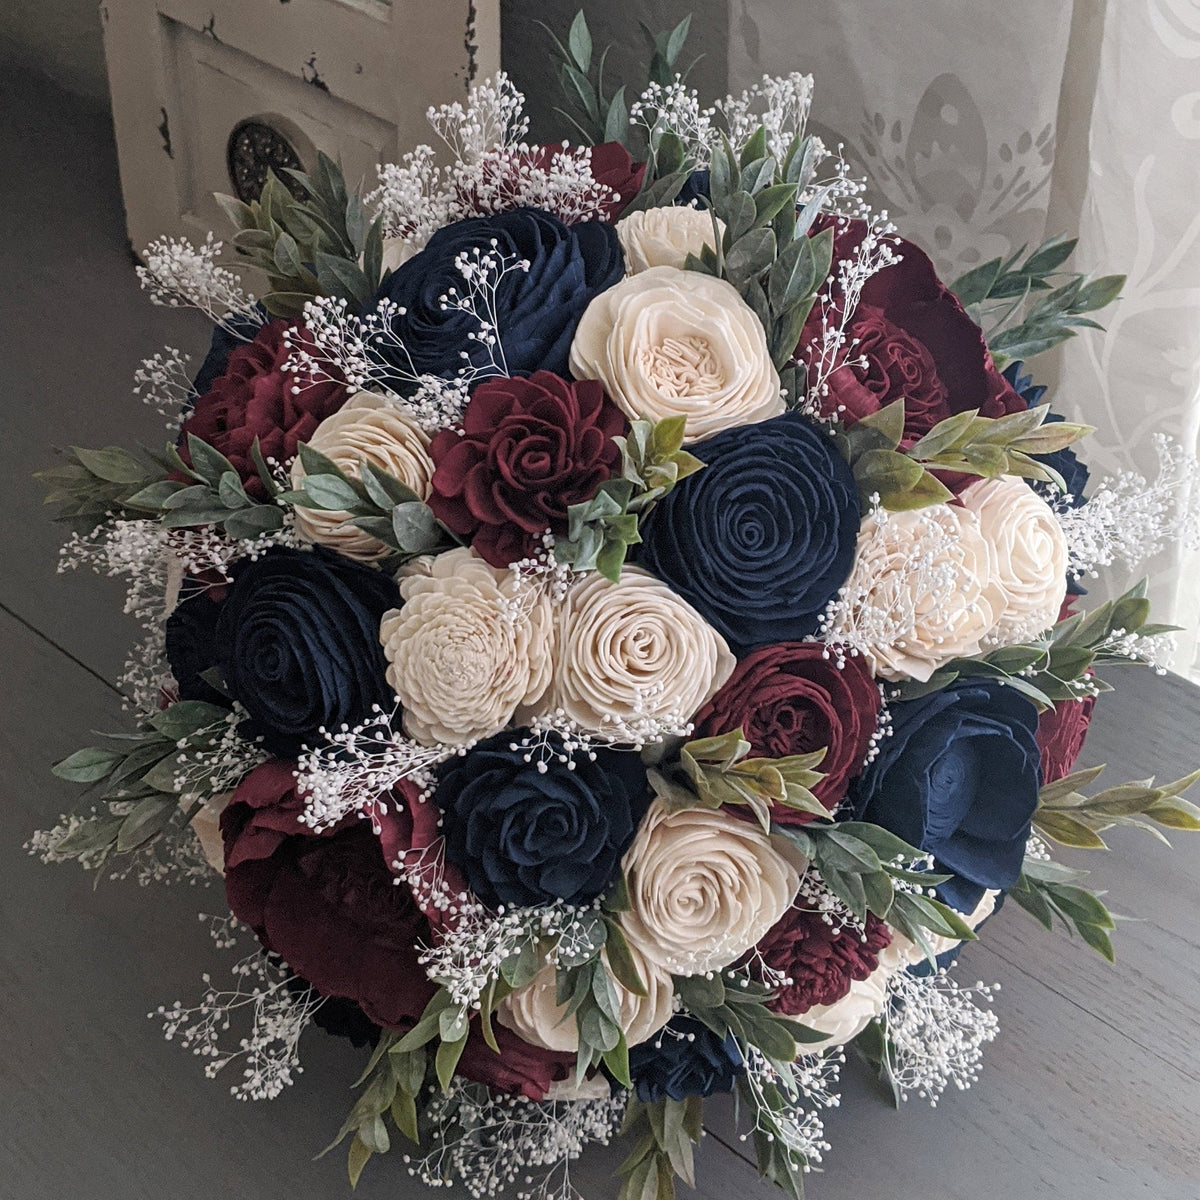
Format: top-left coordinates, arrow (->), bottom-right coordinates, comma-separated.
2,58 -> 1199,1200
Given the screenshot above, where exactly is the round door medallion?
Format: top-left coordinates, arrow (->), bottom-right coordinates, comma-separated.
227,120 -> 306,203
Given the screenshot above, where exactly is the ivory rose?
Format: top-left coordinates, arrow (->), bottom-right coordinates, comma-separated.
960,477 -> 1069,645
832,504 -> 1002,682
542,566 -> 734,739
497,944 -> 675,1052
616,206 -> 724,273
568,265 -> 783,443
618,800 -> 799,976
378,548 -> 553,745
290,392 -> 435,562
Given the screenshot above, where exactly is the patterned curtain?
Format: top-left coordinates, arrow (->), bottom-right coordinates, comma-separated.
729,0 -> 1200,677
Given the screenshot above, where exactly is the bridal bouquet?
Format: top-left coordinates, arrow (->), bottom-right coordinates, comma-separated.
33,14 -> 1200,1200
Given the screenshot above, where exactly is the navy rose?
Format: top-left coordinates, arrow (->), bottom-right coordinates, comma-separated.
371,207 -> 623,386
433,730 -> 650,909
636,410 -> 860,655
627,1016 -> 745,1102
213,547 -> 399,756
850,678 -> 1042,912
164,588 -> 228,707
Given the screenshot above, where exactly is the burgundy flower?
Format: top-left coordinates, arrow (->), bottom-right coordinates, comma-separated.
455,1020 -> 575,1101
179,320 -> 348,501
221,761 -> 435,1030
1036,695 -> 1096,785
690,643 -> 880,819
754,907 -> 892,1015
798,219 -> 1023,443
428,372 -> 626,567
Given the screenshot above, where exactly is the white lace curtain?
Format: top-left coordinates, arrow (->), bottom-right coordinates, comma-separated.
727,0 -> 1200,677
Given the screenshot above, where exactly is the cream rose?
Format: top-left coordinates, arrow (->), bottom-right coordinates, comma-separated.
497,943 -> 675,1052
379,548 -> 553,746
618,800 -> 799,976
831,504 -> 1002,682
178,792 -> 231,873
290,392 -> 435,562
616,206 -> 725,273
960,477 -> 1068,645
540,567 -> 734,740
568,265 -> 783,443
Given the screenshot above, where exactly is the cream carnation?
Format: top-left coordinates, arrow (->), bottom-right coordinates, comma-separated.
541,567 -> 734,741
568,265 -> 783,444
616,206 -> 725,273
960,477 -> 1069,645
497,944 -> 675,1052
618,800 -> 799,976
828,504 -> 1002,682
378,548 -> 553,746
289,392 -> 434,562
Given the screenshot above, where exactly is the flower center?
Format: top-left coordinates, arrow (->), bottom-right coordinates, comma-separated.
642,335 -> 725,398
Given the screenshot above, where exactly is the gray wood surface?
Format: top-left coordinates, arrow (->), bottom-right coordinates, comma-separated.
2,56 -> 1199,1200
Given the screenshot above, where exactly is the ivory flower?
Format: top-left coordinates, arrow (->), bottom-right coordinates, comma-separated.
831,504 -> 1002,682
616,206 -> 725,273
290,392 -> 434,562
497,944 -> 675,1052
960,477 -> 1068,645
618,800 -> 799,976
378,548 -> 553,746
178,792 -> 231,873
568,265 -> 783,443
542,566 -> 735,740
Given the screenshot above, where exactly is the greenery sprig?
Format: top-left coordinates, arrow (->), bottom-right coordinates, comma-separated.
833,396 -> 1092,512
553,415 -> 703,580
215,151 -> 386,318
540,12 -> 698,154
49,700 -> 233,876
894,580 -> 1179,709
1032,762 -> 1200,851
778,822 -> 978,965
656,727 -> 828,832
36,444 -> 177,534
685,130 -> 834,379
1009,855 -> 1118,962
286,442 -> 458,561
950,233 -> 1124,366
617,1095 -> 704,1200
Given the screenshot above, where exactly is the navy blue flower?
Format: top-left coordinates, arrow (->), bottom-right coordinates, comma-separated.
850,679 -> 1042,912
628,1016 -> 745,1102
433,730 -> 649,909
371,207 -> 623,387
164,589 -> 228,707
636,410 -> 860,656
212,547 -> 400,757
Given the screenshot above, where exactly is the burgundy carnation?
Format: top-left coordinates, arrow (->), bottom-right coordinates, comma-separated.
455,1020 -> 574,1101
428,372 -> 626,567
179,319 -> 348,501
798,218 -> 1023,444
690,642 -> 880,819
221,761 -> 435,1030
1036,695 -> 1096,785
755,907 -> 892,1016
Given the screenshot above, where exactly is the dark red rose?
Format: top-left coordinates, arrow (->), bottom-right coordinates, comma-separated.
455,1020 -> 575,1101
178,319 -> 348,501
221,761 -> 435,1030
584,141 -> 645,221
428,372 -> 626,567
690,643 -> 880,819
754,907 -> 892,1016
798,218 -> 1023,443
1036,695 -> 1096,785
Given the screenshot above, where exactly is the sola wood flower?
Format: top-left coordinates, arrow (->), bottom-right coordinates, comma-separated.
289,392 -> 435,562
568,265 -> 783,443
541,565 -> 735,742
616,206 -> 725,273
379,548 -> 553,745
617,799 -> 799,976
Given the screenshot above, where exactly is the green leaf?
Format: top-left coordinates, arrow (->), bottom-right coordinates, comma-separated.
346,1136 -> 373,1189
52,746 -> 123,783
435,1032 -> 468,1092
185,435 -> 239,488
567,10 -> 593,72
116,796 -> 174,852
951,257 -> 1003,307
724,228 -> 776,285
71,446 -> 150,485
1034,810 -> 1110,849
